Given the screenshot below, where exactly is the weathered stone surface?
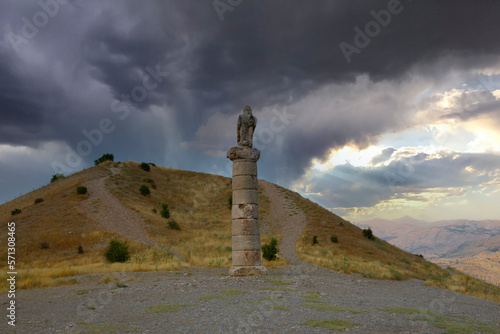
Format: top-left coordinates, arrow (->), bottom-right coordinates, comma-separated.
232,175 -> 258,190
231,250 -> 261,266
227,105 -> 266,276
232,235 -> 261,251
232,161 -> 257,177
232,219 -> 260,235
233,189 -> 258,205
227,146 -> 260,161
237,105 -> 257,147
232,203 -> 259,219
229,266 -> 268,277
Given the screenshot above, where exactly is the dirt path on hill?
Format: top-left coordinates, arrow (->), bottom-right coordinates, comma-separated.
259,180 -> 307,264
79,165 -> 155,247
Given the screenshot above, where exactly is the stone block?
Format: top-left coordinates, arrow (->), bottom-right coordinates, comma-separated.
227,146 -> 260,161
229,265 -> 268,277
231,250 -> 261,266
232,175 -> 258,190
232,161 -> 258,177
233,189 -> 258,205
232,203 -> 259,219
232,235 -> 261,251
232,219 -> 260,235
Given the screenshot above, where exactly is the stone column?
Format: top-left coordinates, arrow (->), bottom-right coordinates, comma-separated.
227,146 -> 267,276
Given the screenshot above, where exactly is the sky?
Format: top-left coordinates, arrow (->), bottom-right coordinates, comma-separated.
1,0 -> 500,222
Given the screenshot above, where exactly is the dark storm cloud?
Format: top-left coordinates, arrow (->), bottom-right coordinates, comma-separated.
304,152 -> 500,209
1,0 -> 500,202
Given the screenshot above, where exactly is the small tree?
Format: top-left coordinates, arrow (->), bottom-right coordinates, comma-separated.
262,238 -> 278,261
362,228 -> 375,240
105,240 -> 130,263
50,173 -> 64,183
312,235 -> 319,245
330,236 -> 339,243
76,186 -> 88,195
78,245 -> 84,254
94,153 -> 114,165
139,162 -> 151,172
160,203 -> 170,218
11,209 -> 21,216
139,184 -> 150,196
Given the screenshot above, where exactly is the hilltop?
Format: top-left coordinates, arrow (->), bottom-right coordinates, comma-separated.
1,161 -> 499,303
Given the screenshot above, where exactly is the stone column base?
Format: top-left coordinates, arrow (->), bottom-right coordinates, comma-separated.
229,266 -> 268,277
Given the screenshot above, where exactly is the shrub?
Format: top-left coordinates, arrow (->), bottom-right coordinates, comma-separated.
312,235 -> 319,245
40,242 -> 49,249
94,153 -> 114,165
330,236 -> 339,243
76,186 -> 88,195
362,228 -> 375,240
168,220 -> 180,230
50,173 -> 64,183
139,184 -> 150,196
105,240 -> 130,263
11,208 -> 22,216
262,237 -> 278,261
34,198 -> 44,204
78,245 -> 84,254
160,204 -> 170,219
152,208 -> 157,214
227,194 -> 232,210
139,162 -> 151,172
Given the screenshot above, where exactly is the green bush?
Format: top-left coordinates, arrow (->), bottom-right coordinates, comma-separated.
50,173 -> 64,183
139,162 -> 151,172
262,237 -> 278,261
160,203 -> 170,219
312,235 -> 319,245
94,153 -> 114,165
11,208 -> 21,216
331,236 -> 339,243
76,186 -> 88,195
105,240 -> 130,263
362,228 -> 375,240
168,220 -> 180,230
227,194 -> 232,210
139,184 -> 150,196
78,245 -> 84,254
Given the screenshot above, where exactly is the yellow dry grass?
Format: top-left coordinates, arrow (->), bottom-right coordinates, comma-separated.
425,267 -> 500,303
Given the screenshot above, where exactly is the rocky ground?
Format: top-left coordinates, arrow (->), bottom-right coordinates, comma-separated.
3,264 -> 499,333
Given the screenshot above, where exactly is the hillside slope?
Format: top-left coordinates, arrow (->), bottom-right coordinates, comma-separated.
2,161 -> 499,302
360,218 -> 500,286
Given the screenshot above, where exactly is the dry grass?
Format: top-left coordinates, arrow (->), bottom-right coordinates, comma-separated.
425,267 -> 500,303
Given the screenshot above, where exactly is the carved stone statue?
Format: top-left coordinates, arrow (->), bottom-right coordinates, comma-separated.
237,105 -> 257,147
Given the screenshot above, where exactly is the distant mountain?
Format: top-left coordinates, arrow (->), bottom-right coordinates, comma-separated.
357,217 -> 500,285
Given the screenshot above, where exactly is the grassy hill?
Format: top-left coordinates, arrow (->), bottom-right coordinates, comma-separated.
1,161 -> 499,302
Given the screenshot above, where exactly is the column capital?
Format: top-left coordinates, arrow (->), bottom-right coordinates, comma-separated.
227,146 -> 260,162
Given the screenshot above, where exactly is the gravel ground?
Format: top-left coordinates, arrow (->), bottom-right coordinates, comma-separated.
5,265 -> 499,333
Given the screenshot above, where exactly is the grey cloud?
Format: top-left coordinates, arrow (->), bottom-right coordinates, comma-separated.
370,147 -> 396,165
303,152 -> 500,209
